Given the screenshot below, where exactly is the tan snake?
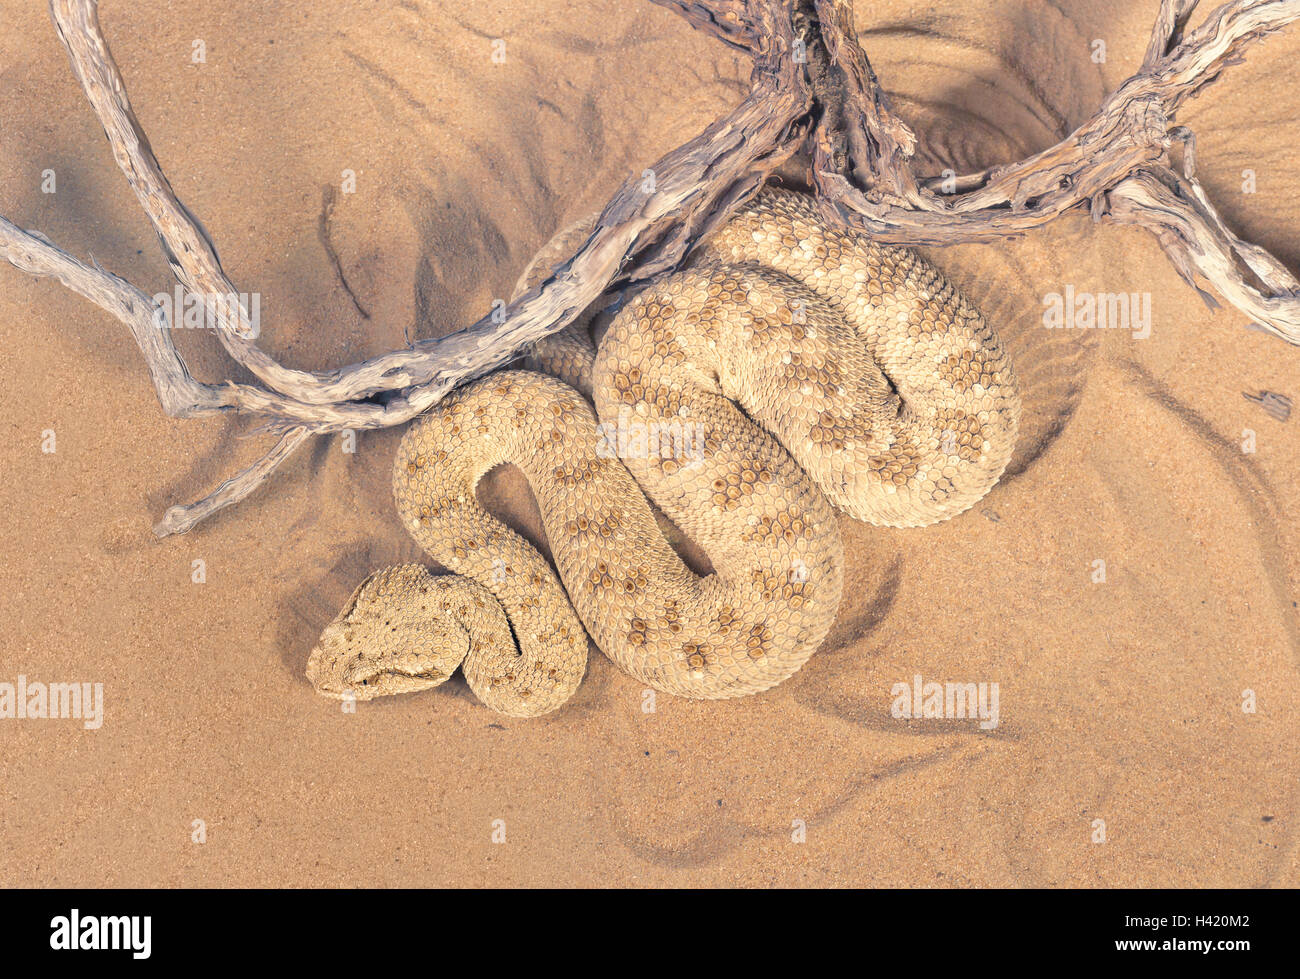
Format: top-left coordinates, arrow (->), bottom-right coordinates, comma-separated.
306,188 -> 1021,716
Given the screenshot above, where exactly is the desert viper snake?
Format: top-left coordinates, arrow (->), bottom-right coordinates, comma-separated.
306,188 -> 1021,716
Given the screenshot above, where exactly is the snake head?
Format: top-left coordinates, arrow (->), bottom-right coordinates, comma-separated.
305,565 -> 468,701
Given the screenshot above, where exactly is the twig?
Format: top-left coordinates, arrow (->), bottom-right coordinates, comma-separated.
1106,166 -> 1300,340
152,427 -> 311,537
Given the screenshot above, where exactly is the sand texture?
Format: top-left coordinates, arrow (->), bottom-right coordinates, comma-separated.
0,0 -> 1297,886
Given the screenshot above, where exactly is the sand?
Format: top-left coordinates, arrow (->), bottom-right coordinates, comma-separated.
0,0 -> 1296,886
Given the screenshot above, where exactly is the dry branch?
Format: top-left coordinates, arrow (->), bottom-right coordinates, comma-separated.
649,0 -> 757,52
45,0 -> 807,410
2,0 -> 1298,535
1108,165 -> 1300,336
152,427 -> 311,537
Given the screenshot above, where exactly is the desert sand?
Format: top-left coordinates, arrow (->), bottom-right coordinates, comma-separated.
0,0 -> 1296,886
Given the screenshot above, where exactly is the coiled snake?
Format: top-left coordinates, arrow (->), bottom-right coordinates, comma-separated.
306,188 -> 1020,716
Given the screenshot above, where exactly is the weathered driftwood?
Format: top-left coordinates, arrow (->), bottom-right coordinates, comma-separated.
1,0 -> 1297,535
